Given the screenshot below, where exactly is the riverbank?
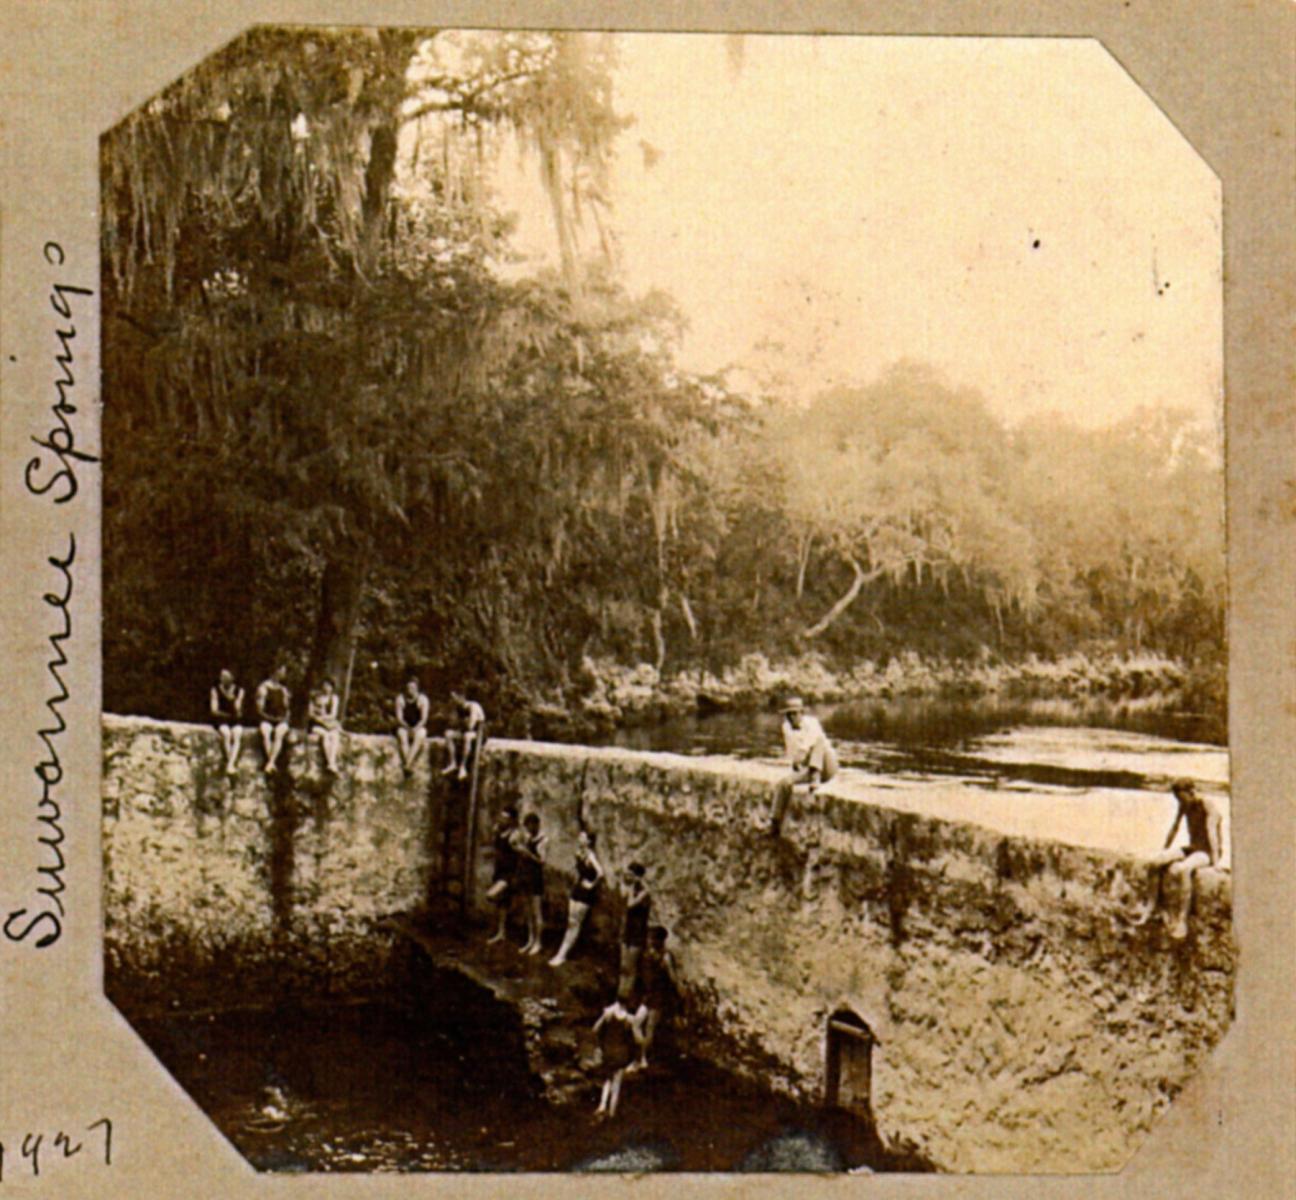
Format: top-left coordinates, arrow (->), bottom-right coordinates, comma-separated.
526,649 -> 1224,744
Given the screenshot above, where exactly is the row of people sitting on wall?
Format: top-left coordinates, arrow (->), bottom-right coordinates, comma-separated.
480,804 -> 676,1119
208,668 -> 484,779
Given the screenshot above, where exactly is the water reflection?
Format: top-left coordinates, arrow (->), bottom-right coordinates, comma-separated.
604,697 -> 1228,796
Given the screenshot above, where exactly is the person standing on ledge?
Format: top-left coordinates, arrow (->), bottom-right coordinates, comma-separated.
394,676 -> 430,773
307,677 -> 344,775
769,697 -> 838,836
485,805 -> 521,945
1132,778 -> 1225,939
618,862 -> 651,996
629,925 -> 676,1073
549,827 -> 605,967
256,665 -> 292,774
210,668 -> 245,776
442,691 -> 485,781
517,812 -> 548,956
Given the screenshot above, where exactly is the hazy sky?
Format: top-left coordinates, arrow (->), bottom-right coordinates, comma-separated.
498,36 -> 1221,432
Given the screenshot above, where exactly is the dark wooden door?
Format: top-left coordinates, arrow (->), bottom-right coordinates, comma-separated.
825,1011 -> 875,1120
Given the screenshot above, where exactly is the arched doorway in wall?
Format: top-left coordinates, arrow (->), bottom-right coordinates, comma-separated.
824,1008 -> 876,1124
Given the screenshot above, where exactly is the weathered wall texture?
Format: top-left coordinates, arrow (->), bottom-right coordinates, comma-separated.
476,743 -> 1234,1173
103,716 -> 1234,1173
103,715 -> 435,1007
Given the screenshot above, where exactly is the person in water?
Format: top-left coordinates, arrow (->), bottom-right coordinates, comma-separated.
442,691 -> 485,781
1132,779 -> 1225,939
769,696 -> 838,836
516,812 -> 547,955
394,677 -> 430,773
307,677 -> 343,775
485,806 -> 520,945
630,925 -> 676,1073
209,668 -> 245,775
592,985 -> 648,1120
255,665 -> 292,774
618,861 -> 651,997
549,827 -> 605,967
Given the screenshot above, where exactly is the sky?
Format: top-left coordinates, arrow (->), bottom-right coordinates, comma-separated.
495,35 -> 1222,434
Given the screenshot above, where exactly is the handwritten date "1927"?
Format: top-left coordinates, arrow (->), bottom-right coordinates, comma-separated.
0,1117 -> 112,1183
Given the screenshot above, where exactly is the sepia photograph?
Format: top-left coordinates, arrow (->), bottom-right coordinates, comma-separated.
95,25 -> 1234,1176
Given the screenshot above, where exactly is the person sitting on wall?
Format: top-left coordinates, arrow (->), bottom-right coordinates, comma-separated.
485,805 -> 521,945
210,667 -> 245,776
516,812 -> 548,956
255,665 -> 292,775
629,925 -> 676,1073
592,984 -> 648,1121
549,827 -> 605,967
617,862 -> 652,997
769,696 -> 838,837
1131,778 -> 1226,939
307,677 -> 343,775
442,691 -> 486,781
394,676 -> 430,774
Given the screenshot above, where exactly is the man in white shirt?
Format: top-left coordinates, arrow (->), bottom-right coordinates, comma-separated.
769,697 -> 838,836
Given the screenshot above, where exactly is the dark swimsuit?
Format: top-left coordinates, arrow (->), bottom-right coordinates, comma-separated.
640,948 -> 671,1010
262,684 -> 288,723
571,854 -> 602,905
1183,801 -> 1212,856
517,836 -> 544,897
401,697 -> 424,727
492,826 -> 518,886
212,685 -> 241,727
623,893 -> 650,948
598,1010 -> 636,1071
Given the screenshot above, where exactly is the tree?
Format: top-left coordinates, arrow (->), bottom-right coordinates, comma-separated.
102,27 -> 631,709
1012,406 -> 1224,658
763,364 -> 1038,641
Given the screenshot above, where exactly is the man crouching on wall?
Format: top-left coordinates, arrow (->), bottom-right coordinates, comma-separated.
1132,778 -> 1225,940
768,697 -> 838,837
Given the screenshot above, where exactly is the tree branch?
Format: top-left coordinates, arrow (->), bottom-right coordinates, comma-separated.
800,554 -> 887,639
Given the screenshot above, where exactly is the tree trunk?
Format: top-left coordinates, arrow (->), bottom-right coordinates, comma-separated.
649,603 -> 667,673
795,531 -> 813,599
306,554 -> 369,718
801,555 -> 885,639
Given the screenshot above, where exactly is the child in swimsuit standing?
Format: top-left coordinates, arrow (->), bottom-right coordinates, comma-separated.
549,827 -> 604,967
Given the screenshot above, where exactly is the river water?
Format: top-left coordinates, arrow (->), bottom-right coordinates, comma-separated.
604,696 -> 1230,865
135,999 -> 919,1173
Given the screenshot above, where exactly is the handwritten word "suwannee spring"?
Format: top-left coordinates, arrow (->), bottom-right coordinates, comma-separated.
6,241 -> 94,953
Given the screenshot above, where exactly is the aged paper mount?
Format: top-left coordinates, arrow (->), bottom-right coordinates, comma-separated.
1,1 -> 1292,1197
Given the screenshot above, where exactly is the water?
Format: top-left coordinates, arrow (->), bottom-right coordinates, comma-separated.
604,695 -> 1231,865
132,1000 -> 919,1173
606,696 -> 1227,792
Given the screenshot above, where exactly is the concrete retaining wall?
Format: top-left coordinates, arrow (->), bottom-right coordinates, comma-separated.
102,715 -> 436,1005
102,715 -> 1234,1172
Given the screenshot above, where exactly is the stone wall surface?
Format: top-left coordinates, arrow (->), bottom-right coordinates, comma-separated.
103,714 -> 436,1007
103,716 -> 1234,1173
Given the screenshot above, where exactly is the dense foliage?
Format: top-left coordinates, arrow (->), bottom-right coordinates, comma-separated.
102,28 -> 1225,736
